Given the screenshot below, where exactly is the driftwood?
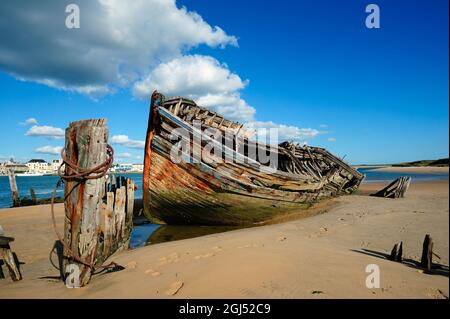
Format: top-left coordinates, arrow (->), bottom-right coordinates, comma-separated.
61,119 -> 134,287
371,176 -> 411,198
421,234 -> 433,271
7,169 -> 19,207
0,236 -> 22,281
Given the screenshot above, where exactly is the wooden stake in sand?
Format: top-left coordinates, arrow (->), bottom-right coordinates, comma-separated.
420,234 -> 433,271
388,241 -> 403,262
7,169 -> 19,207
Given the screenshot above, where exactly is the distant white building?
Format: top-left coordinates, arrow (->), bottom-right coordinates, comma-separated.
52,159 -> 63,172
27,159 -> 50,173
110,163 -> 131,173
0,159 -> 29,175
132,163 -> 144,172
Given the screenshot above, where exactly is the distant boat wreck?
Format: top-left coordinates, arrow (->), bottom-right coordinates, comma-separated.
142,91 -> 364,225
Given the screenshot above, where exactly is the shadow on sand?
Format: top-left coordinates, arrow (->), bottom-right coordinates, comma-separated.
352,248 -> 449,278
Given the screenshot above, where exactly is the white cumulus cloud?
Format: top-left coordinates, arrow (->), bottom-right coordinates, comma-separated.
35,145 -> 63,155
0,0 -> 237,96
1,1 -> 325,145
134,55 -> 255,122
111,135 -> 145,149
133,55 -> 247,97
244,121 -> 320,143
20,118 -> 38,126
26,125 -> 65,139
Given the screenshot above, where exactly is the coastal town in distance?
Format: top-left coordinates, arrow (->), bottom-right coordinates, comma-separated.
0,158 -> 144,176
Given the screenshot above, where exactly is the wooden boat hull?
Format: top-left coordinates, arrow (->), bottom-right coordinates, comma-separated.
143,92 -> 363,226
145,150 -> 328,225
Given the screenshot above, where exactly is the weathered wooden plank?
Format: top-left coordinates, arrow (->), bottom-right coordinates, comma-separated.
371,176 -> 411,198
125,179 -> 135,238
0,244 -> 22,281
113,186 -> 126,243
103,192 -> 114,259
7,169 -> 19,207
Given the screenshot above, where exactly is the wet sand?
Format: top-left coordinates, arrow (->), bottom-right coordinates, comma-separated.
0,180 -> 448,298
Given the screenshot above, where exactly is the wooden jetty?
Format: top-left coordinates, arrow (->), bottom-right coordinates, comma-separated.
142,91 -> 364,226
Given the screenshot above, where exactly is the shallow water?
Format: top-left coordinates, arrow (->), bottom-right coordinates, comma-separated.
0,173 -> 143,209
130,224 -> 243,249
357,167 -> 448,183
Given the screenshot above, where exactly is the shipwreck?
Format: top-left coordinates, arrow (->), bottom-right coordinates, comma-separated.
142,91 -> 364,225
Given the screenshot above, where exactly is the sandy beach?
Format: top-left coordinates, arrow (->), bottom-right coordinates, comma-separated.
370,166 -> 449,174
0,179 -> 448,299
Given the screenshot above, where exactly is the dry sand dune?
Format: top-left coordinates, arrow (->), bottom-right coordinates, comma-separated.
0,180 -> 448,299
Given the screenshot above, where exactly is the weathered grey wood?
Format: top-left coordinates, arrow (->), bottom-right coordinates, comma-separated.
101,192 -> 114,260
114,186 -> 126,242
63,118 -> 108,287
420,234 -> 433,271
371,176 -> 411,198
98,179 -> 134,261
124,178 -> 135,246
0,240 -> 22,281
7,169 -> 19,207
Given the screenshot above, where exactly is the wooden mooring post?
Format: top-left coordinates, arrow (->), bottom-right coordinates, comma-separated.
62,119 -> 135,287
7,169 -> 19,207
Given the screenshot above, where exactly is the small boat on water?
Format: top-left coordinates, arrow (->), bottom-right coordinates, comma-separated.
142,91 -> 364,225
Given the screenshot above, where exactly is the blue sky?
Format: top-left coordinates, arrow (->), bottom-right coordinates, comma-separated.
0,0 -> 448,165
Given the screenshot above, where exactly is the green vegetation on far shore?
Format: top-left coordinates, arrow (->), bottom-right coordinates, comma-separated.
391,158 -> 449,167
354,158 -> 449,168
